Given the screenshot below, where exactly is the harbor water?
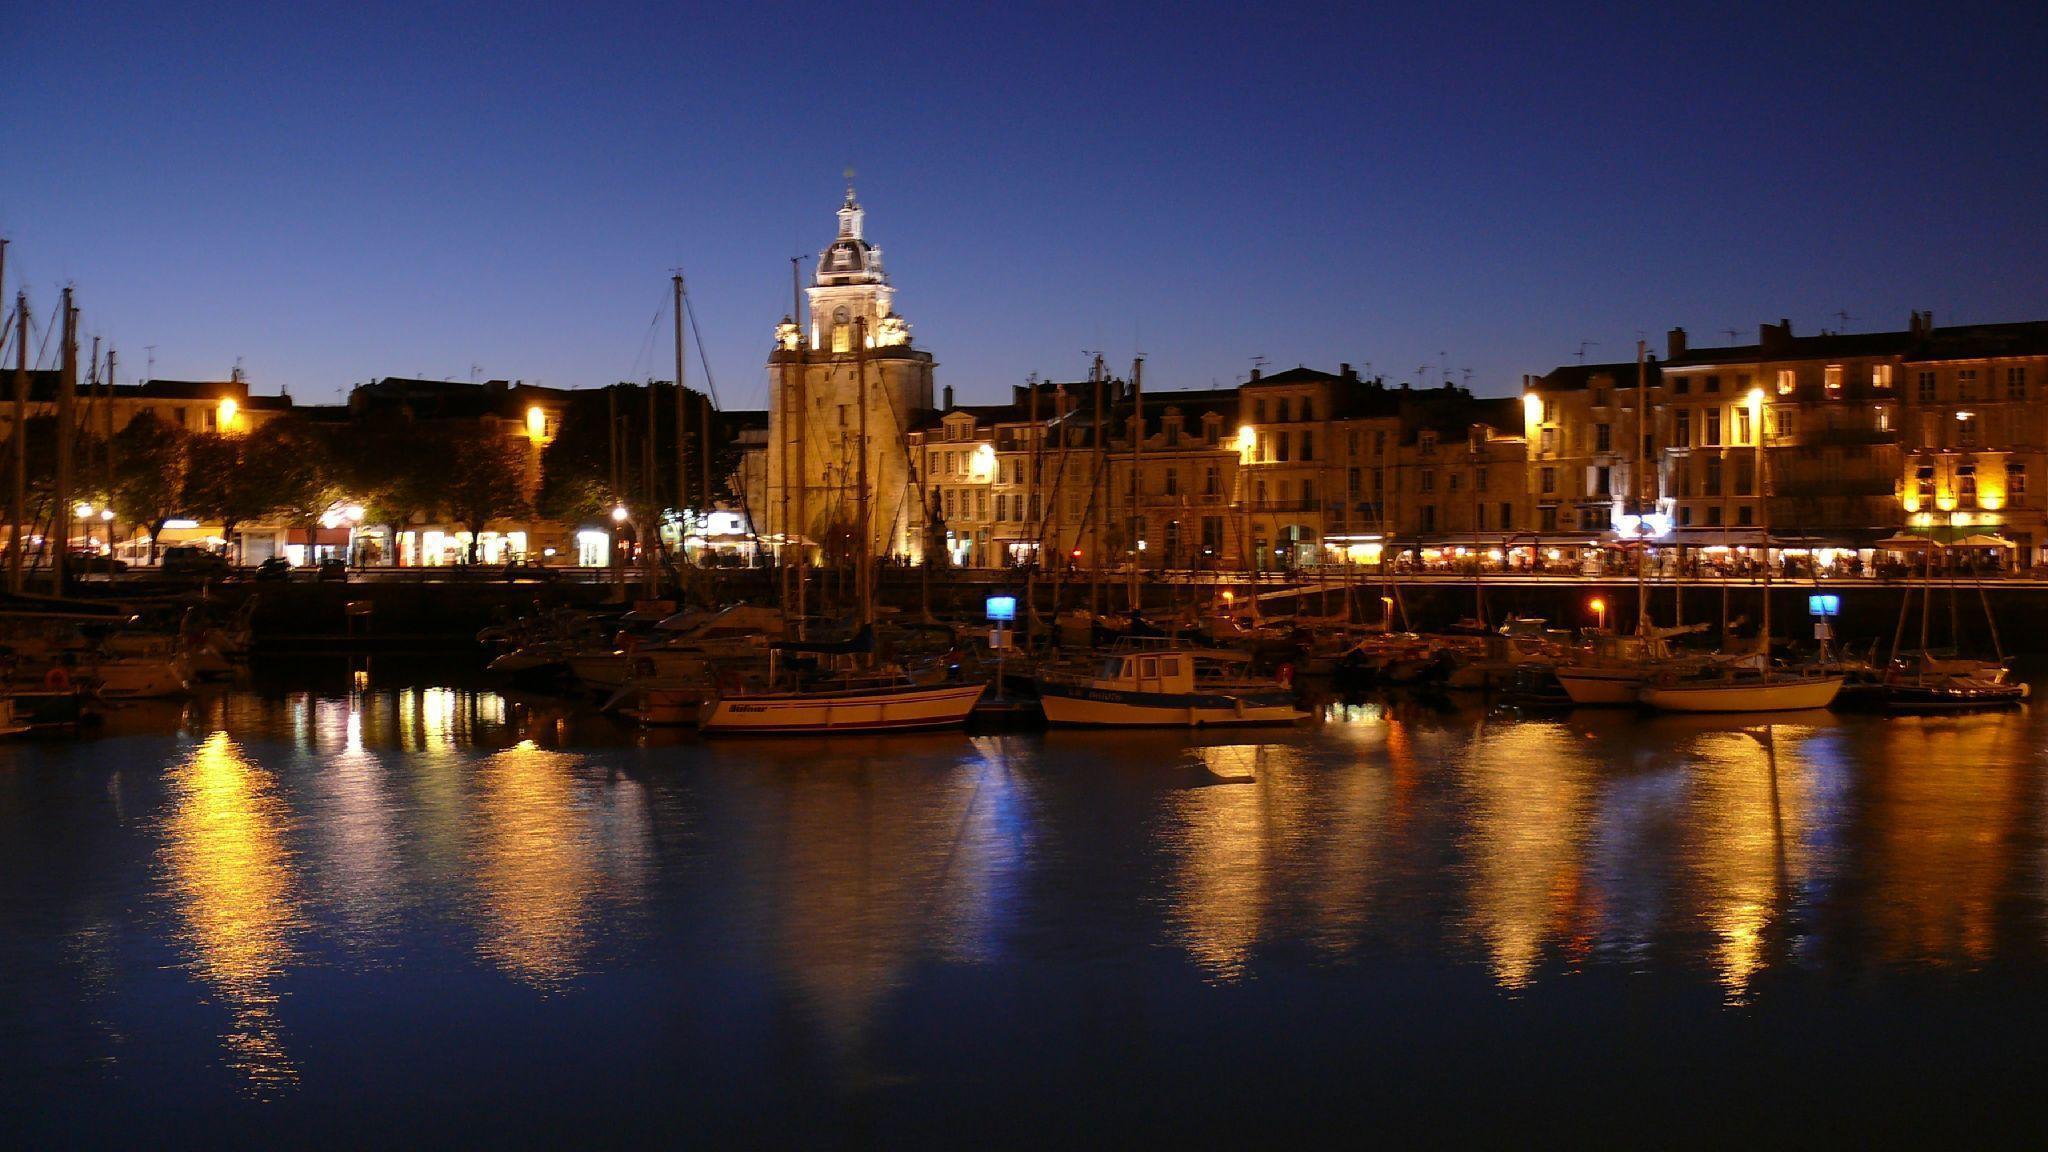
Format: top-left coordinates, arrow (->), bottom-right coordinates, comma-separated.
5,659 -> 2048,1146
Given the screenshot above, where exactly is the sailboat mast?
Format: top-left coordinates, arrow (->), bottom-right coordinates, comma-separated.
1090,353 -> 1105,616
9,292 -> 26,594
673,273 -> 688,533
856,316 -> 872,626
1636,340 -> 1649,635
53,289 -> 76,596
104,348 -> 117,549
1754,387 -> 1771,654
1128,356 -> 1143,612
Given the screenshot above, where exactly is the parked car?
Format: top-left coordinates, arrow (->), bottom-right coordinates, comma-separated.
160,544 -> 229,579
316,557 -> 349,582
253,556 -> 292,582
500,559 -> 555,583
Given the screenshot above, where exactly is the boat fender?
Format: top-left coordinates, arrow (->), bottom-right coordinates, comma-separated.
1276,663 -> 1294,689
43,666 -> 71,690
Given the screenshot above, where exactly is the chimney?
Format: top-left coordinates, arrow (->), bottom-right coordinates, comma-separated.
942,384 -> 954,410
1340,362 -> 1358,383
1249,367 -> 1261,382
1760,318 -> 1792,354
1666,327 -> 1687,359
1910,309 -> 1933,339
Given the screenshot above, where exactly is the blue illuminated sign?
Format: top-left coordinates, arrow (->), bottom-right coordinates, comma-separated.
1807,594 -> 1840,617
985,595 -> 1017,622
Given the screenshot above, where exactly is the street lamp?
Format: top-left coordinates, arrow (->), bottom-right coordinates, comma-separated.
1590,596 -> 1608,630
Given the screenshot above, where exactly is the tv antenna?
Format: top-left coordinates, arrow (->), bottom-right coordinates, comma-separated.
1834,309 -> 1854,331
1575,340 -> 1599,364
145,345 -> 157,379
1722,327 -> 1740,345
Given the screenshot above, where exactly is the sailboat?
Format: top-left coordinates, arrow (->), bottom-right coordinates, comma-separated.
1865,531 -> 2028,710
1636,386 -> 1842,713
695,315 -> 984,734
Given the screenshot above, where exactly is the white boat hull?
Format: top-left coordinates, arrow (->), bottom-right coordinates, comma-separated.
699,682 -> 986,734
92,658 -> 192,699
1638,676 -> 1845,713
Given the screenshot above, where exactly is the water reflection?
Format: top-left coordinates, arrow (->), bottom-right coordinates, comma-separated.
159,731 -> 302,1092
1680,725 -> 1818,999
1867,714 -> 2027,967
765,739 -> 1031,1083
1459,719 -> 1596,989
471,741 -> 599,989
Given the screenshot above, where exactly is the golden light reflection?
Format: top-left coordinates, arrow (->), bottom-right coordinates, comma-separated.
1868,716 -> 2024,967
472,740 -> 597,989
1680,726 -> 1819,1000
1165,745 -> 1292,980
160,731 -> 301,1091
1460,721 -> 1594,989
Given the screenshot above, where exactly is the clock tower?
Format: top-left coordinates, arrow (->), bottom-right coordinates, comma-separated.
764,183 -> 936,564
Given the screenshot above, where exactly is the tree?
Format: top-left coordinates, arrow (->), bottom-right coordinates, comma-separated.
111,413 -> 190,561
339,413 -> 449,565
443,424 -> 531,564
244,417 -> 341,558
183,434 -> 267,561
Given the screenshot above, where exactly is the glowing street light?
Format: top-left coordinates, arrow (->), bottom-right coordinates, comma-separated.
611,505 -> 630,524
1590,597 -> 1608,630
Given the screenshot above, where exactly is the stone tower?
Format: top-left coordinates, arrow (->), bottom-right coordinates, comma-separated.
764,184 -> 936,564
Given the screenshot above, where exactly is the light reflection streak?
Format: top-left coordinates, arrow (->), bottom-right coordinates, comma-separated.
472,740 -> 597,989
159,731 -> 302,1092
1460,720 -> 1594,989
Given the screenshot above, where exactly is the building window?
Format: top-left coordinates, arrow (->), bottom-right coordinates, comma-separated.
1540,467 -> 1557,495
1347,467 -> 1361,498
1448,473 -> 1462,493
1476,467 -> 1488,492
1875,405 -> 1891,432
1918,371 -> 1937,402
1958,464 -> 1977,506
1302,479 -> 1316,505
1705,374 -> 1721,393
1164,467 -> 1179,496
1704,409 -> 1721,446
1274,432 -> 1290,462
1420,431 -> 1439,454
1777,369 -> 1797,395
2012,463 -> 2028,504
1673,376 -> 1690,395
1300,430 -> 1315,460
1674,409 -> 1691,446
1705,455 -> 1723,496
1873,364 -> 1893,388
1420,469 -> 1435,493
1374,430 -> 1388,455
994,494 -> 1008,522
1958,413 -> 1978,447
2008,366 -> 2028,400
1204,466 -> 1220,496
1499,502 -> 1513,530
1824,365 -> 1843,392
1738,505 -> 1754,526
1593,466 -> 1610,496
1595,423 -> 1612,452
1679,505 -> 1693,527
1419,505 -> 1437,533
1277,397 -> 1292,422
1736,406 -> 1752,445
1539,505 -> 1558,532
1539,427 -> 1556,453
1252,398 -> 1266,423
1707,506 -> 1724,527
1958,369 -> 1978,400
1302,397 -> 1316,421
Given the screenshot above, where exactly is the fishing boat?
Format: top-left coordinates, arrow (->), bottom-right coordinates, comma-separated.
1035,641 -> 1307,727
1553,625 -> 1712,705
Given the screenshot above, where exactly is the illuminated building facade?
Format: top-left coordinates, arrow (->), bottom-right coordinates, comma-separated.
760,185 -> 936,565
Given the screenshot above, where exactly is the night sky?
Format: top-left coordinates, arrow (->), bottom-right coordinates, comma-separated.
5,1 -> 2044,407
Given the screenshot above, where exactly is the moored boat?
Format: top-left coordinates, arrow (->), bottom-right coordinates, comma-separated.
1036,642 -> 1307,727
1637,672 -> 1845,713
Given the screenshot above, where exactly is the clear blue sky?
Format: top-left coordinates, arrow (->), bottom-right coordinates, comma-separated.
5,1 -> 2044,406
